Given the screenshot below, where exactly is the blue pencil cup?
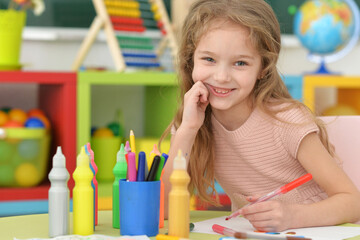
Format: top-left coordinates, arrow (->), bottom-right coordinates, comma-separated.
119,180 -> 160,236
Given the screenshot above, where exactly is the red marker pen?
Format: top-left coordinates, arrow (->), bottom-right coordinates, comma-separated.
212,224 -> 312,240
226,173 -> 313,220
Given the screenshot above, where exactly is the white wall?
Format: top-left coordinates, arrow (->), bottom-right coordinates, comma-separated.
1,27 -> 360,134
15,27 -> 360,75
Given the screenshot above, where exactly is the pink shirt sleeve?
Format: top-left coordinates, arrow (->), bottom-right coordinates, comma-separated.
277,107 -> 319,159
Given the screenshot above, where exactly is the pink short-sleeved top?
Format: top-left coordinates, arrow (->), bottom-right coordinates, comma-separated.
212,106 -> 328,211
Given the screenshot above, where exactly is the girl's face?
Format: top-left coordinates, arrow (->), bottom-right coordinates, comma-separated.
192,20 -> 263,116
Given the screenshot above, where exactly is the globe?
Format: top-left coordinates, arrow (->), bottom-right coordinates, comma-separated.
293,0 -> 360,74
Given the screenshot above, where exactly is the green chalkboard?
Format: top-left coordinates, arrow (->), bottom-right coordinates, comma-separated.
0,0 -> 359,33
267,0 -> 360,34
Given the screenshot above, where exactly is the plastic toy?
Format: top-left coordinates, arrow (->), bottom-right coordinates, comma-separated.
15,163 -> 40,187
92,127 -> 114,137
18,139 -> 40,159
24,117 -> 45,128
8,108 -> 27,125
322,104 -> 359,116
0,110 -> 8,126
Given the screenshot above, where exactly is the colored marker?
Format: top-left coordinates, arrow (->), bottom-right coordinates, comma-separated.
155,155 -> 165,181
146,155 -> 160,181
161,153 -> 169,166
129,130 -> 137,169
137,151 -> 146,181
152,143 -> 161,155
148,144 -> 160,169
212,224 -> 311,240
127,152 -> 137,182
226,173 -> 313,220
124,140 -> 131,153
129,130 -> 136,153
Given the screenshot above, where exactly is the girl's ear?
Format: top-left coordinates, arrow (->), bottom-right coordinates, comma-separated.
258,70 -> 266,80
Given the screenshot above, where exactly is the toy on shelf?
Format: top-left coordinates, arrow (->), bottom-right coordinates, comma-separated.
72,0 -> 178,72
91,112 -> 124,182
0,107 -> 51,187
322,104 -> 359,116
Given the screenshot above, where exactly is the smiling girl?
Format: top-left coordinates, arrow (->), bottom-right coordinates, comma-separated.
161,0 -> 360,232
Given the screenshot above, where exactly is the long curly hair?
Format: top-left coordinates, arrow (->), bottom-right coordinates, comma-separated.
160,0 -> 334,206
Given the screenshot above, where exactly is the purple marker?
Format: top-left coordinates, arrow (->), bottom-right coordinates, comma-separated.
127,152 -> 137,182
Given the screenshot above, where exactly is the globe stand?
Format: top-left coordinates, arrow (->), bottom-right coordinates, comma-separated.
311,60 -> 340,75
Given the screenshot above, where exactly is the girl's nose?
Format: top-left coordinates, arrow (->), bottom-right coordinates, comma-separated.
214,65 -> 230,82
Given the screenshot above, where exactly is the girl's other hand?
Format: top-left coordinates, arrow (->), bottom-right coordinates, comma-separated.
240,196 -> 296,232
181,81 -> 209,131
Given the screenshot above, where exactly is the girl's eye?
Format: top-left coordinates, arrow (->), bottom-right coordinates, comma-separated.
235,61 -> 246,66
203,57 -> 215,62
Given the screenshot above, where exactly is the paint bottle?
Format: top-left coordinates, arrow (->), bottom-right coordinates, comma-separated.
73,146 -> 94,235
168,150 -> 190,238
86,142 -> 98,227
112,143 -> 127,229
48,146 -> 69,237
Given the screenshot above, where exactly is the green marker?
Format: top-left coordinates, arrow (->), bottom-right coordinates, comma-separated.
155,155 -> 165,181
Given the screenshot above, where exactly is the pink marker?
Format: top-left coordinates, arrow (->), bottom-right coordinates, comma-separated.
125,140 -> 131,153
226,173 -> 313,220
127,152 -> 137,182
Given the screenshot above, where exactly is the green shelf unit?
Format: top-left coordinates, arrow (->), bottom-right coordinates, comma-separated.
77,71 -> 178,152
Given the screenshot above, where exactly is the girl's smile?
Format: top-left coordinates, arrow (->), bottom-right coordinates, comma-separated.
204,83 -> 235,97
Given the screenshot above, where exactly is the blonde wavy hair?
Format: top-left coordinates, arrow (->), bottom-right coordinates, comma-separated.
160,0 -> 334,206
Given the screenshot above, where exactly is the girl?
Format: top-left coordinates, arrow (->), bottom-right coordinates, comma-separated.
161,0 -> 360,232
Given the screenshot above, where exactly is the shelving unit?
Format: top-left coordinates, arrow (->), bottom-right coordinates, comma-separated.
303,75 -> 360,115
0,71 -> 76,216
77,71 -> 177,151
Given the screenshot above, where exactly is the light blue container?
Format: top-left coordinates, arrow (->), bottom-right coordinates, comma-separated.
119,180 -> 160,236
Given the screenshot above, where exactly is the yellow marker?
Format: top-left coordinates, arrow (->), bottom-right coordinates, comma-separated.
129,130 -> 136,153
168,150 -> 190,238
73,147 -> 94,235
129,130 -> 137,168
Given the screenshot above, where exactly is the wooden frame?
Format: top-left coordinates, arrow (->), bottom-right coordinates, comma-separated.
72,0 -> 178,72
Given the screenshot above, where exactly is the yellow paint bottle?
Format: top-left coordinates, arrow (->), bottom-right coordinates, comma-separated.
168,150 -> 190,238
73,147 -> 94,235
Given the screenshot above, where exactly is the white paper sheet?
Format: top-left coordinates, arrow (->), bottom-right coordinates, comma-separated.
193,216 -> 360,240
14,234 -> 151,240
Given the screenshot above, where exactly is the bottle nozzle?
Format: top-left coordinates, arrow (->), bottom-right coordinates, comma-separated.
77,146 -> 90,166
173,149 -> 186,170
116,143 -> 126,163
53,146 -> 66,167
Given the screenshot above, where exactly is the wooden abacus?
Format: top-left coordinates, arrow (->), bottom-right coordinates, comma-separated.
72,0 -> 178,72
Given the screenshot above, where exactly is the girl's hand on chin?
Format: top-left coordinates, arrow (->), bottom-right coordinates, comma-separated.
182,81 -> 209,131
